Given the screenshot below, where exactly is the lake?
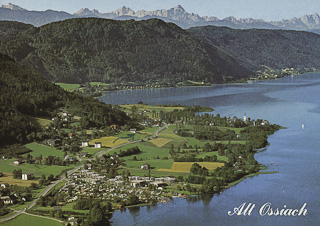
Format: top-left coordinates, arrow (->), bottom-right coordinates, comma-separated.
100,74 -> 320,226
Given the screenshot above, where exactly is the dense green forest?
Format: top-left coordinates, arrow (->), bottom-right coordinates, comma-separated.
189,26 -> 320,70
0,19 -> 252,84
0,53 -> 130,147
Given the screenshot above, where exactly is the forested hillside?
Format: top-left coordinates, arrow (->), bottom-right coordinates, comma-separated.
189,26 -> 320,69
0,19 -> 252,84
0,53 -> 130,147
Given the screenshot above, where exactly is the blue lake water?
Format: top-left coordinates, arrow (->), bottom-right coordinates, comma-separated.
100,74 -> 320,226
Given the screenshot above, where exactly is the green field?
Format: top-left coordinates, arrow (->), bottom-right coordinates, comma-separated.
89,82 -> 110,86
215,126 -> 245,134
195,151 -> 228,161
140,126 -> 159,134
24,142 -> 65,158
55,83 -> 80,91
109,143 -> 170,159
1,213 -> 62,226
35,202 -> 89,214
114,131 -> 150,140
0,159 -> 75,177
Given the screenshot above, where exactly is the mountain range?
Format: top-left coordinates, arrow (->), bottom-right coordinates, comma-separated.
1,3 -> 320,33
0,19 -> 252,84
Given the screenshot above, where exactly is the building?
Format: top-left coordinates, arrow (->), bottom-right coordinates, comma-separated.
13,160 -> 21,166
81,141 -> 89,147
94,142 -> 102,148
22,172 -> 34,180
0,183 -> 9,188
110,125 -> 118,129
130,129 -> 136,133
243,113 -> 247,122
0,196 -> 15,204
141,163 -> 150,170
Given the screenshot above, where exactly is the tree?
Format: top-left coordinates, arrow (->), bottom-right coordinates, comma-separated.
12,169 -> 22,179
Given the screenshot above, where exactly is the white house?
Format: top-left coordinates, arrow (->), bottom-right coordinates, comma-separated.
94,142 -> 102,148
22,172 -> 34,180
130,129 -> 136,133
81,141 -> 89,147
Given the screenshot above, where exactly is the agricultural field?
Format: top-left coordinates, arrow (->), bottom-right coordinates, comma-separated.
114,131 -> 149,141
140,126 -> 159,135
215,126 -> 245,134
89,82 -> 110,86
24,142 -> 65,158
0,172 -> 38,187
28,116 -> 52,128
55,83 -> 80,91
1,213 -> 62,226
110,143 -> 170,160
149,138 -> 172,147
0,159 -> 75,177
157,125 -> 186,148
196,151 -> 228,161
90,136 -> 129,148
158,162 -> 224,173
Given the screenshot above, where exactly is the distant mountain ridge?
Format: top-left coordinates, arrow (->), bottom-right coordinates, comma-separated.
0,18 -> 252,84
1,3 -> 320,33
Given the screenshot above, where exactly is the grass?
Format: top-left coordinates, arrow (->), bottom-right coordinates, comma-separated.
55,83 -> 80,91
28,116 -> 52,128
89,82 -> 110,86
24,142 -> 65,158
158,162 -> 224,173
215,126 -> 245,134
35,202 -> 89,214
90,136 -> 129,148
157,125 -> 186,148
0,172 -> 38,187
196,151 -> 228,161
140,126 -> 159,135
1,213 -> 62,226
123,159 -> 173,170
81,147 -> 103,155
0,159 -> 75,177
109,143 -> 170,159
149,138 -> 172,147
114,131 -> 149,140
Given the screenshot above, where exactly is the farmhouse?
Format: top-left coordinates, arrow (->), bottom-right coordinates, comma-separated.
81,141 -> 89,147
0,195 -> 16,204
22,172 -> 34,180
0,183 -> 9,188
13,160 -> 21,166
94,142 -> 102,148
141,163 -> 150,170
110,124 -> 118,129
130,128 -> 136,133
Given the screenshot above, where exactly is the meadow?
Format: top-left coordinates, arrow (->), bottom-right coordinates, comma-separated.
0,172 -> 38,187
1,213 -> 62,226
90,136 -> 129,148
24,142 -> 65,158
158,162 -> 224,173
55,83 -> 80,91
0,159 -> 75,177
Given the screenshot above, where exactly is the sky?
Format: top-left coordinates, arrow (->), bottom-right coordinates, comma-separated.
1,0 -> 320,21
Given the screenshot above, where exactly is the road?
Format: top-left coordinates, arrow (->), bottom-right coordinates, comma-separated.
0,124 -> 167,223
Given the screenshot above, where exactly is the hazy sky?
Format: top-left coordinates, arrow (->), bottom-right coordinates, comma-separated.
1,0 -> 320,21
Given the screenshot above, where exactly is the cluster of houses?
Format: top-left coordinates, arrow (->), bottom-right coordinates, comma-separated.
0,183 -> 32,205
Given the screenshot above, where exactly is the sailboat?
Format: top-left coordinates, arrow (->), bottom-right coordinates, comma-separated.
302,124 -> 305,129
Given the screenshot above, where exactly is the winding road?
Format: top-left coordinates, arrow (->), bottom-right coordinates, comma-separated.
0,124 -> 167,224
